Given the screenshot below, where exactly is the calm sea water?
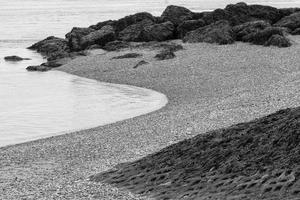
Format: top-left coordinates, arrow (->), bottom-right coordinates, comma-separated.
0,0 -> 299,147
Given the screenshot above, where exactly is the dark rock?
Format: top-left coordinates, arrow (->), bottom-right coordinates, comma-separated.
26,65 -> 50,72
41,60 -> 63,68
89,20 -> 116,30
47,50 -> 70,61
155,49 -> 175,60
291,27 -> 300,35
177,19 -> 206,38
143,21 -> 175,41
111,53 -> 142,59
103,41 -> 130,51
65,27 -> 95,51
278,8 -> 300,18
183,20 -> 234,45
133,60 -> 148,69
274,12 -> 300,31
118,19 -> 154,42
80,25 -> 116,49
242,27 -> 288,45
233,20 -> 271,41
86,44 -> 102,50
28,36 -> 69,56
4,55 -> 31,61
202,2 -> 281,26
264,34 -> 292,47
161,5 -> 194,25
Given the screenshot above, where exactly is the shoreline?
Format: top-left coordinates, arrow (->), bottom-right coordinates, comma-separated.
1,38 -> 300,199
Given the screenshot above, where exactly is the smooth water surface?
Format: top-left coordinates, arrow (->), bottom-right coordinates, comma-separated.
1,0 -> 300,146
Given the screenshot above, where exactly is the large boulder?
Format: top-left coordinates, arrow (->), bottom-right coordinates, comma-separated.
28,36 -> 69,57
177,19 -> 206,38
233,20 -> 271,41
144,21 -> 175,41
161,5 -> 194,25
80,25 -> 116,49
202,2 -> 281,26
242,27 -> 288,45
274,12 -> 300,31
65,27 -> 95,51
183,20 -> 234,45
118,19 -> 154,42
264,34 -> 292,47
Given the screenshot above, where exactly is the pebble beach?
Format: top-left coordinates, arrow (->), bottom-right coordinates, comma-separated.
1,37 -> 300,199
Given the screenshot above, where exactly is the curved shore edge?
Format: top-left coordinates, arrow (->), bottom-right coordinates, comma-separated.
1,34 -> 300,200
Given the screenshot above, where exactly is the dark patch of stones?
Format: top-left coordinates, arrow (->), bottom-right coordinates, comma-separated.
91,107 -> 300,200
155,49 -> 175,60
111,53 -> 142,60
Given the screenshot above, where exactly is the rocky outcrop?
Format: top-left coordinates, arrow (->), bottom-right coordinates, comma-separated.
233,20 -> 271,40
177,19 -> 206,38
242,27 -> 288,45
274,12 -> 300,31
28,36 -> 69,57
4,55 -> 30,61
143,21 -> 175,41
264,34 -> 292,47
65,27 -> 95,51
80,25 -> 116,49
183,20 -> 234,45
161,5 -> 194,25
202,2 -> 281,25
118,19 -> 154,42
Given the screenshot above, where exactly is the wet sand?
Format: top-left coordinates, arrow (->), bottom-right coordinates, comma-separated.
1,38 -> 300,199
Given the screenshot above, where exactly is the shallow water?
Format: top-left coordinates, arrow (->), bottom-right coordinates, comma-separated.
1,0 -> 299,147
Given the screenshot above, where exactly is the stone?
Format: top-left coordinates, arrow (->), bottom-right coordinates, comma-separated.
4,55 -> 31,61
183,20 -> 234,45
118,19 -> 154,42
65,27 -> 95,51
274,12 -> 300,31
80,25 -> 116,49
291,27 -> 300,35
264,34 -> 292,47
177,19 -> 206,38
161,5 -> 194,25
155,49 -> 176,60
242,27 -> 288,45
233,20 -> 271,41
111,53 -> 142,59
144,21 -> 175,41
133,60 -> 148,69
26,65 -> 50,72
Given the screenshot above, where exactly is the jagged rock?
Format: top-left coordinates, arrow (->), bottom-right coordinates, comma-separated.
26,65 -> 50,72
111,53 -> 142,59
80,25 -> 116,49
202,2 -> 281,25
103,40 -> 130,51
4,55 -> 31,61
161,5 -> 194,25
144,21 -> 175,41
89,20 -> 115,30
155,49 -> 175,60
292,27 -> 300,35
264,34 -> 292,47
177,19 -> 206,38
183,20 -> 234,45
242,27 -> 288,45
274,12 -> 300,31
65,27 -> 95,51
118,19 -> 154,42
233,20 -> 271,41
28,36 -> 69,57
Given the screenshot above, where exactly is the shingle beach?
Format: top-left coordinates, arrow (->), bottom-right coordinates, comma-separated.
1,38 -> 300,199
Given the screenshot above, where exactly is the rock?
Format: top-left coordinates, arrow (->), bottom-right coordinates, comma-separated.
242,27 -> 288,45
144,21 -> 175,41
133,60 -> 148,69
233,20 -> 271,41
274,12 -> 300,31
291,27 -> 300,35
118,19 -> 154,42
161,5 -> 194,25
65,27 -> 95,51
202,2 -> 281,25
86,44 -> 102,50
80,25 -> 116,49
4,55 -> 31,61
278,8 -> 300,18
26,65 -> 50,72
264,34 -> 292,47
28,36 -> 69,56
103,41 -> 130,51
177,19 -> 206,38
89,20 -> 116,30
155,49 -> 175,60
183,20 -> 234,45
111,53 -> 142,59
